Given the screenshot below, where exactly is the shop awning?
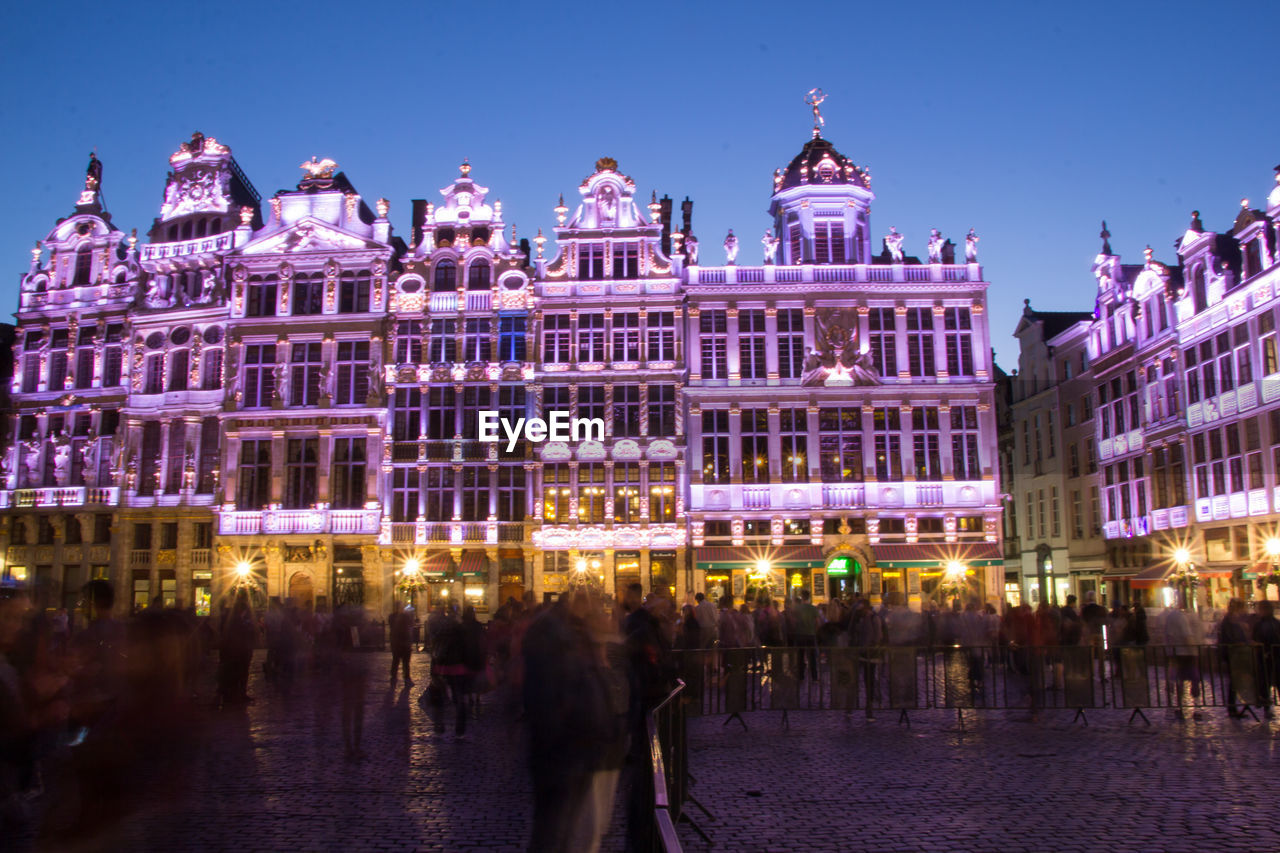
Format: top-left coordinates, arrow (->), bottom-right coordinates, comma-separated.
1129,563 -> 1173,589
695,545 -> 824,571
409,553 -> 453,578
872,542 -> 1003,568
460,552 -> 489,576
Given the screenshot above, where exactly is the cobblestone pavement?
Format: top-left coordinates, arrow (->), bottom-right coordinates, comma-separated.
38,652 -> 1280,852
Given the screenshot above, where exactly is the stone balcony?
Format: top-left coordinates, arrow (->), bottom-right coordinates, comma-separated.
216,507 -> 382,536
0,486 -> 120,509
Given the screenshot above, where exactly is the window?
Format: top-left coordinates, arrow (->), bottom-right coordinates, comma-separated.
739,309 -> 767,380
292,273 -> 323,315
104,325 -> 124,387
168,349 -> 189,392
1247,416 -> 1264,490
197,417 -> 219,494
463,318 -> 491,363
332,438 -> 367,509
496,466 -> 525,522
612,385 -> 641,437
243,344 -> 276,408
578,313 -> 605,362
1037,489 -> 1046,539
429,318 -> 457,363
290,342 -> 322,407
467,261 -> 490,291
21,351 -> 39,393
73,245 -> 93,285
391,467 -> 420,522
1071,490 -> 1083,539
777,308 -> 804,380
335,341 -> 369,406
498,316 -> 526,362
1233,324 -> 1252,386
460,467 -> 490,520
160,522 -> 178,550
1051,486 -> 1061,538
498,386 -> 526,432
423,468 -> 452,521
1086,438 -> 1097,474
648,384 -> 676,437
868,308 -> 897,377
542,463 -> 570,522
787,221 -> 802,264
649,463 -> 676,522
74,328 -> 95,389
699,310 -> 728,379
1024,492 -> 1035,540
873,407 -> 903,481
339,270 -> 371,312
543,314 -> 571,363
905,308 -> 935,377
912,407 -> 942,481
396,320 -> 423,364
433,260 -> 457,291
460,387 -> 492,438
578,385 -> 605,426
701,410 -> 730,483
612,463 -> 641,523
164,420 -> 186,494
577,243 -> 606,280
283,438 -> 318,508
1261,310 -> 1278,376
647,311 -> 675,362
611,312 -> 640,362
779,408 -> 808,483
237,439 -> 272,509
820,407 -> 862,482
1022,420 -> 1031,466
48,328 -> 68,391
1069,444 -> 1080,478
951,406 -> 981,480
133,522 -> 152,550
202,349 -> 223,390
543,386 -> 569,420
943,308 -> 973,376
246,275 -> 277,317
1046,410 -> 1056,459
426,387 -> 456,440
812,220 -> 845,264
741,409 -> 771,484
612,243 -> 639,278
144,352 -> 164,395
94,514 -> 112,544
575,464 -> 605,523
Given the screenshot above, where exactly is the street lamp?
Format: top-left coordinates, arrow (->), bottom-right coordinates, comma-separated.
1171,546 -> 1199,611
1261,538 -> 1280,599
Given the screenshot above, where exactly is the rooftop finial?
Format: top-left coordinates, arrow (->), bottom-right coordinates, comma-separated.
460,158 -> 471,177
1099,220 -> 1112,255
805,88 -> 827,138
1190,210 -> 1204,232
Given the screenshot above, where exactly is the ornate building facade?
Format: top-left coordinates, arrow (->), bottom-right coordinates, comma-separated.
2,115 -> 1005,615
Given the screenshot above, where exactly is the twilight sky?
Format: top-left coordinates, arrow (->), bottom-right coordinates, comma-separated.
2,0 -> 1277,367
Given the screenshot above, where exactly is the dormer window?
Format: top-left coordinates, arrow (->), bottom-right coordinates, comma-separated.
578,243 -> 606,280
73,244 -> 93,286
813,220 -> 846,264
433,260 -> 457,291
612,243 -> 638,278
467,261 -> 491,290
1243,237 -> 1262,281
815,156 -> 838,183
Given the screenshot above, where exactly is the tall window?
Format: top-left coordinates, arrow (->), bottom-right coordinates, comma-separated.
144,353 -> 164,395
396,320 -> 423,364
168,349 -> 189,392
612,312 -> 640,362
461,387 -> 492,438
290,342 -> 322,407
813,220 -> 845,263
868,308 -> 897,377
73,245 -> 93,285
164,420 -> 186,494
612,385 -> 641,437
467,261 -> 490,291
1233,324 -> 1252,387
578,313 -> 605,362
787,222 -> 802,264
647,311 -> 675,362
779,408 -> 808,483
391,468 -> 420,522
426,387 -> 456,440
777,308 -> 804,380
820,407 -> 862,482
543,463 -> 570,522
699,310 -> 728,379
873,407 -> 902,481
577,463 -> 605,523
243,344 -> 276,408
912,407 -> 942,481
429,319 -> 457,363
577,243 -> 606,280
943,308 -> 973,376
739,309 -> 767,380
463,318 -> 491,362
612,243 -> 639,278
284,438 -> 318,508
649,384 -> 676,437
1071,490 -> 1083,539
579,386 -> 606,425
613,463 -> 641,523
498,316 -> 526,362
333,436 -> 371,506
1046,410 -> 1056,459
951,406 -> 980,480
197,417 -> 219,493
543,314 -> 571,363
433,260 -> 456,291
292,273 -> 324,315
246,275 -> 277,317
104,325 -> 123,387
338,270 -> 371,313
905,308 -> 935,377
335,341 -> 369,406
202,349 -> 223,390
1261,310 -> 1278,377
423,468 -> 452,520
48,329 -> 68,391
740,409 -> 770,483
496,466 -> 526,521
392,388 -> 422,441
237,439 -> 272,509
74,328 -> 95,389
461,467 -> 490,520
701,410 -> 730,483
1051,486 -> 1061,537
649,463 -> 676,522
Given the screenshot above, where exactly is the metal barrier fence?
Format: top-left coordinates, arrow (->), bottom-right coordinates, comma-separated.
675,644 -> 1280,726
647,679 -> 686,853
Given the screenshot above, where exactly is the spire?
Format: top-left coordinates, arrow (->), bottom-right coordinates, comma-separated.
805,88 -> 827,139
1099,220 -> 1112,255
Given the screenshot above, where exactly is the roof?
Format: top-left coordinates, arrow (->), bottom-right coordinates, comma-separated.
776,136 -> 868,192
1033,310 -> 1093,341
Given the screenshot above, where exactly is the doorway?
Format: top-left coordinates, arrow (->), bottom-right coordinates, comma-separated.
288,571 -> 315,612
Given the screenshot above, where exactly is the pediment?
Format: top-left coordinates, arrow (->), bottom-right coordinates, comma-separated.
237,217 -> 376,255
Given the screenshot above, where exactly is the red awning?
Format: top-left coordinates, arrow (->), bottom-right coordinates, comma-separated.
1129,563 -> 1173,589
872,542 -> 1002,566
460,552 -> 488,575
695,545 -> 823,566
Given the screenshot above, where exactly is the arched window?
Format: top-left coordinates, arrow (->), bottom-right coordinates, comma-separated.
1192,265 -> 1206,312
73,245 -> 93,286
467,261 -> 491,290
433,260 -> 457,291
182,221 -> 193,241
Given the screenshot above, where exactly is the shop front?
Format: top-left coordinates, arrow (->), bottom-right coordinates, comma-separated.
867,543 -> 1003,609
694,545 -> 825,604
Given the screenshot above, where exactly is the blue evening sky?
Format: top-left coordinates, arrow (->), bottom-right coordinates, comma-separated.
2,0 -> 1276,368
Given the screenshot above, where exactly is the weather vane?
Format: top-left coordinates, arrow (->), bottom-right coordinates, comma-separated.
805,88 -> 827,137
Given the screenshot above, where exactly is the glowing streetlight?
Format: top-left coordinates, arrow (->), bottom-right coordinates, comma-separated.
234,561 -> 252,580
1173,547 -> 1192,568
1265,538 -> 1280,561
403,557 -> 421,577
945,560 -> 967,581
